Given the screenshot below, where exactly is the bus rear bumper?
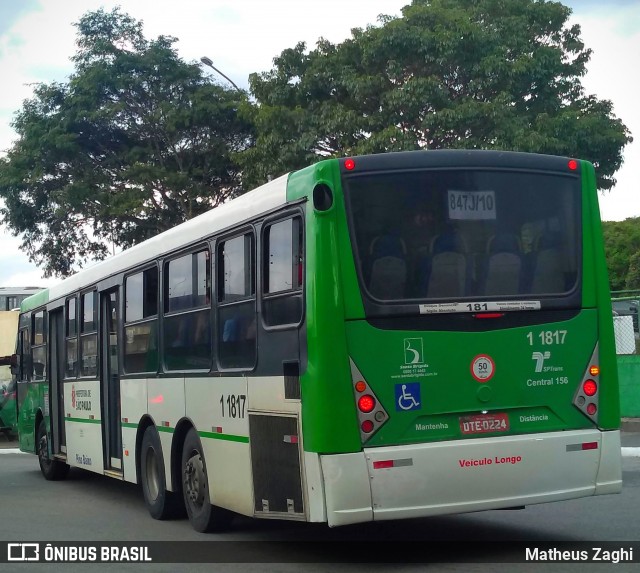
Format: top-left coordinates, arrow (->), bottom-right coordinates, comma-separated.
319,429 -> 622,527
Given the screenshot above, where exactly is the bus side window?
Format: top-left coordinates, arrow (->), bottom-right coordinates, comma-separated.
163,250 -> 211,371
80,291 -> 98,378
262,217 -> 303,327
65,297 -> 78,379
124,267 -> 159,374
32,310 -> 47,380
18,326 -> 32,382
217,233 -> 256,369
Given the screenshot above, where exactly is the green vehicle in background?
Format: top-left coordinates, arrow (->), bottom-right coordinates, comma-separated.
0,379 -> 17,437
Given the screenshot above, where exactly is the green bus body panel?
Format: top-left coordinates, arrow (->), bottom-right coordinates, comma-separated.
287,159 -> 362,453
346,311 -> 597,446
287,155 -> 618,453
17,381 -> 47,454
20,289 -> 49,313
581,160 -> 620,429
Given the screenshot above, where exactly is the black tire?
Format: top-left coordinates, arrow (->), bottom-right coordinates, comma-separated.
140,426 -> 184,520
37,419 -> 69,481
182,428 -> 233,533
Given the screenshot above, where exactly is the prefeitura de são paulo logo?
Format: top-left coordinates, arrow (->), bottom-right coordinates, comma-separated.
71,384 -> 76,409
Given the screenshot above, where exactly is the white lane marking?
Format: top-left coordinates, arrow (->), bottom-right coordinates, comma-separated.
0,448 -> 26,454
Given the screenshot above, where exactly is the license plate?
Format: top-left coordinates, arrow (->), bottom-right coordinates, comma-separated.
459,413 -> 510,435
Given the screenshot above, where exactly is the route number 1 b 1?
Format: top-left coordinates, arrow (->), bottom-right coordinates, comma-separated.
527,330 -> 567,345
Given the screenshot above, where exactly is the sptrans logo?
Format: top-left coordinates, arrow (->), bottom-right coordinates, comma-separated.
531,351 -> 551,373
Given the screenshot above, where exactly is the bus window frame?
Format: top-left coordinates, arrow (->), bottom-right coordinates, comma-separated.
161,244 -> 212,374
78,289 -> 98,379
260,210 -> 305,331
216,227 -> 257,372
64,295 -> 79,380
122,262 -> 160,376
17,319 -> 32,383
341,166 -> 583,315
31,308 -> 47,382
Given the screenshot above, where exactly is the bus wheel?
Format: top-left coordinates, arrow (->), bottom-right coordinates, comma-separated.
37,420 -> 69,481
181,428 -> 233,533
140,426 -> 183,520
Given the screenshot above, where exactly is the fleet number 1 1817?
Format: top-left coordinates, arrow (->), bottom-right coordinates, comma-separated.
527,330 -> 567,345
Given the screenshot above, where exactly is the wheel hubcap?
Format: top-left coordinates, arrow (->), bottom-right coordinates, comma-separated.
38,432 -> 50,466
184,453 -> 206,508
145,448 -> 160,501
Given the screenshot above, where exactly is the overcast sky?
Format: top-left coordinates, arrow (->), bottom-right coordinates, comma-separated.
0,0 -> 638,288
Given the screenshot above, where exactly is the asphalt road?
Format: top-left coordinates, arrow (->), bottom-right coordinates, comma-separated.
0,434 -> 638,572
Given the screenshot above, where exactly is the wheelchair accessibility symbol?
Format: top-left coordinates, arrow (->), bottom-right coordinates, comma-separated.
395,382 -> 421,411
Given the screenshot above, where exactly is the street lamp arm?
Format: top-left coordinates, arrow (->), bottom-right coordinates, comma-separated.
200,56 -> 241,92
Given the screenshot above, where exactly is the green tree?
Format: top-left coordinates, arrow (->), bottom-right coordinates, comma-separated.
241,0 -> 631,188
0,8 -> 252,277
602,218 -> 640,291
625,251 -> 640,291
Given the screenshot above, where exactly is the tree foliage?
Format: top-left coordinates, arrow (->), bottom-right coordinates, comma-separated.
0,8 -> 252,277
603,218 -> 640,292
241,0 -> 631,188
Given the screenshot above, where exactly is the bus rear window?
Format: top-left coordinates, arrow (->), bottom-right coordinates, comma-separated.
344,169 -> 580,303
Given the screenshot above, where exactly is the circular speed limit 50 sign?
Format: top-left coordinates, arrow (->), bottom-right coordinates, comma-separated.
471,354 -> 495,383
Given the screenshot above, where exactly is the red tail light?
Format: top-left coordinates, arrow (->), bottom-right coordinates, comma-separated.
573,345 -> 600,424
351,358 -> 389,442
358,395 -> 376,413
361,420 -> 374,433
583,379 -> 597,397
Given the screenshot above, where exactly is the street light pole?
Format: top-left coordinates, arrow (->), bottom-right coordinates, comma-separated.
200,56 -> 241,92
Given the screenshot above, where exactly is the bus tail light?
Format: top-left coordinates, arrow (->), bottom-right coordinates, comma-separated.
358,395 -> 376,413
350,358 -> 388,442
573,344 -> 600,424
583,379 -> 597,396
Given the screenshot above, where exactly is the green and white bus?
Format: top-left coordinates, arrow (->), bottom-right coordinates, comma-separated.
14,150 -> 621,532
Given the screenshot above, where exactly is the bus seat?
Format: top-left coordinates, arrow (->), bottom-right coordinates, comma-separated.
531,233 -> 565,294
483,233 -> 522,296
368,234 -> 407,299
426,231 -> 467,298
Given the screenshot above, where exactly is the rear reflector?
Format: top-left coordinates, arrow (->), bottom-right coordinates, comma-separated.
373,458 -> 413,469
473,313 -> 505,319
567,442 -> 599,452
